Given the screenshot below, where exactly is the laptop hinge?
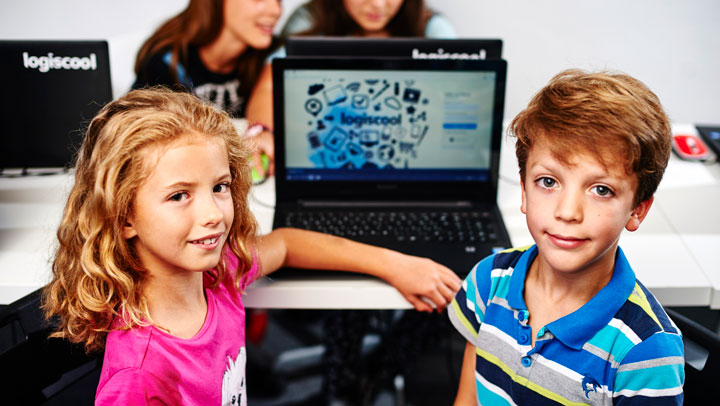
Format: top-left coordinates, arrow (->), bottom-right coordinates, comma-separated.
298,200 -> 474,208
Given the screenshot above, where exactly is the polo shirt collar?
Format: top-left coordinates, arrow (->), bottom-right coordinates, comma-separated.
506,245 -> 637,350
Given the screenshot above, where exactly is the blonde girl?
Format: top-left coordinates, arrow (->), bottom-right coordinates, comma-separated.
43,88 -> 459,404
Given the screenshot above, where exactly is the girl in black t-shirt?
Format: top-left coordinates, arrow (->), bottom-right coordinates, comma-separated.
134,0 -> 280,173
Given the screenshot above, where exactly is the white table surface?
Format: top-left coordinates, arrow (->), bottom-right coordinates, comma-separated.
1,125 -> 718,308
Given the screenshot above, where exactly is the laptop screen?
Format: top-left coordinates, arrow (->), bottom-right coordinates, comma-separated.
0,40 -> 113,170
273,58 -> 507,201
282,68 -> 497,182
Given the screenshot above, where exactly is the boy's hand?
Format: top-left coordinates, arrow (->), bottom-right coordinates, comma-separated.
383,253 -> 462,313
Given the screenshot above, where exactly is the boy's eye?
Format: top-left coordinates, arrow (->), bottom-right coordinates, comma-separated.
537,177 -> 556,189
169,192 -> 188,202
214,183 -> 230,193
592,185 -> 613,197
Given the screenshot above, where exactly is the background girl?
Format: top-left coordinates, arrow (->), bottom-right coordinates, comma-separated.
42,88 -> 460,404
133,0 -> 280,178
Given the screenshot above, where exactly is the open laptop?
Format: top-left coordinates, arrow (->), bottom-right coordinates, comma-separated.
271,57 -> 511,277
285,37 -> 502,60
0,40 -> 113,172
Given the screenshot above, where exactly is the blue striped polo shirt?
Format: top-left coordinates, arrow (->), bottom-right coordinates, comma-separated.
448,245 -> 684,405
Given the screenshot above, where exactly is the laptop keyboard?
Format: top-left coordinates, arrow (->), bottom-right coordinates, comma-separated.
280,209 -> 499,244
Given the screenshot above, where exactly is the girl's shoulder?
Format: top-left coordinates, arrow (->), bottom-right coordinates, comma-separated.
424,13 -> 457,39
281,4 -> 315,37
133,46 -> 189,90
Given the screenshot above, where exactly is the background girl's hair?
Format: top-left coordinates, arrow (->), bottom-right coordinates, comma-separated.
299,0 -> 432,37
134,0 -> 273,100
42,87 -> 258,352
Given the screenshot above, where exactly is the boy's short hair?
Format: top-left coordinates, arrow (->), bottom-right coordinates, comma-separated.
509,69 -> 671,206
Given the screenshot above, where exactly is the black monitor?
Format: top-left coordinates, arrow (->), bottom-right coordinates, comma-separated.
272,57 -> 507,200
285,37 -> 502,60
0,40 -> 113,171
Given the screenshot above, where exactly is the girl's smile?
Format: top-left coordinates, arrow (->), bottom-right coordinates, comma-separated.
189,233 -> 224,249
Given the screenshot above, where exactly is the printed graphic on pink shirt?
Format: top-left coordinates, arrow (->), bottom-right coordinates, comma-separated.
222,347 -> 247,406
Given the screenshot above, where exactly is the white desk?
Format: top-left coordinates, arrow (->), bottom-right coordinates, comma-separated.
1,125 -> 719,308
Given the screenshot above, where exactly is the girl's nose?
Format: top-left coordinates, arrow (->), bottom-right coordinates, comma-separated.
266,0 -> 282,18
200,193 -> 224,226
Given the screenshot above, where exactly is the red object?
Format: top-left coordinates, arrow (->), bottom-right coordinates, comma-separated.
672,134 -> 708,160
246,309 -> 268,344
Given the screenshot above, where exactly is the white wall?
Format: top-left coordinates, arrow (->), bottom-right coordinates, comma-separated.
424,0 -> 720,125
2,0 -> 718,124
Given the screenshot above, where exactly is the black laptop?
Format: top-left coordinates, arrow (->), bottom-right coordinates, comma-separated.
285,37 -> 503,60
0,40 -> 113,171
271,57 -> 511,277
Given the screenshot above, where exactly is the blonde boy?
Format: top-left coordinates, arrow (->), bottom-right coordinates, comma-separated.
449,70 -> 684,405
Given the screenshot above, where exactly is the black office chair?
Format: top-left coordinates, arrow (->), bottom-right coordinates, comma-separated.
0,288 -> 103,406
665,308 -> 720,404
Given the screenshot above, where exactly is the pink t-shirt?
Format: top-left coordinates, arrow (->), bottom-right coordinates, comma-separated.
95,252 -> 258,406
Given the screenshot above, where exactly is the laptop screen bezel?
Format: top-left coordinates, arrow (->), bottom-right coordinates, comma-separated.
272,57 -> 507,203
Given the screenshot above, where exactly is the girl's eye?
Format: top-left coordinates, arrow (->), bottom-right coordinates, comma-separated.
537,177 -> 556,189
214,183 -> 230,193
169,192 -> 188,202
592,185 -> 613,197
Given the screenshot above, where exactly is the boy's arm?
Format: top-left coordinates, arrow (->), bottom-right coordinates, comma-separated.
454,342 -> 478,406
256,228 -> 462,312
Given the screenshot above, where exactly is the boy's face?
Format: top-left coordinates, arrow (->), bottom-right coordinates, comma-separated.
520,141 -> 653,277
122,137 -> 234,277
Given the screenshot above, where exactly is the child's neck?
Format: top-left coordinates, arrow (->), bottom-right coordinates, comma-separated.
528,259 -> 611,305
145,272 -> 208,339
523,257 -> 613,346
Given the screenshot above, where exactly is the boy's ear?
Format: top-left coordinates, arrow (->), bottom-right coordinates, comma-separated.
122,216 -> 138,239
625,196 -> 654,232
520,179 -> 527,214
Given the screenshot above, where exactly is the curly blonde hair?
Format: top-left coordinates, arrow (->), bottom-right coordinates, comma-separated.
42,88 -> 258,352
509,69 -> 671,207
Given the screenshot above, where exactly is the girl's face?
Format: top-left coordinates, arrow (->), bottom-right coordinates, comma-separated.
343,0 -> 404,36
123,137 -> 234,277
222,0 -> 282,50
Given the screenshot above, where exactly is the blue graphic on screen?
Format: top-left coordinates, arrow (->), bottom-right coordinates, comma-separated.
283,69 -> 496,181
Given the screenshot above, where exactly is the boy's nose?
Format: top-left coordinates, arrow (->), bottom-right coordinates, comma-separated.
554,191 -> 583,223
